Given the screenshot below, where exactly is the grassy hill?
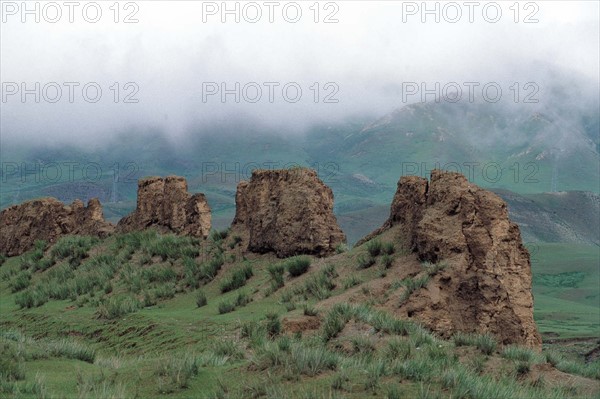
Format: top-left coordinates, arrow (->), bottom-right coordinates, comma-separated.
0,230 -> 598,398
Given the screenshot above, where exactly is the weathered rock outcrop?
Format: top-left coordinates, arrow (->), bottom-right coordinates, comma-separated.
232,169 -> 346,257
369,170 -> 541,348
117,176 -> 211,238
0,197 -> 114,256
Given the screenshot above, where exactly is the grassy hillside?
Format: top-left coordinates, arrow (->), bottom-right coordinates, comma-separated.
0,232 -> 598,398
531,244 -> 600,339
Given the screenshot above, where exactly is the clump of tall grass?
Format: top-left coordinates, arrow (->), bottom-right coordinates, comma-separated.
385,338 -> 415,361
9,270 -> 31,293
218,300 -> 236,314
357,254 -> 376,269
422,261 -> 447,276
45,338 -> 96,363
15,287 -> 49,309
267,263 -> 285,291
286,256 -> 311,277
453,332 -> 497,355
210,228 -> 230,242
501,345 -> 534,362
366,239 -> 383,257
220,264 -> 253,293
343,275 -> 362,289
321,304 -> 353,341
50,235 -> 98,266
144,234 -> 199,261
199,254 -> 225,281
155,353 -> 200,392
76,370 -> 127,399
195,290 -> 207,307
288,343 -> 338,376
234,291 -> 251,307
398,274 -> 430,303
0,339 -> 25,381
301,268 -> 336,300
212,340 -> 244,360
96,294 -> 142,319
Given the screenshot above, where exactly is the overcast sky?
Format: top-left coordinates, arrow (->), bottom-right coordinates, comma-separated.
1,1 -> 598,145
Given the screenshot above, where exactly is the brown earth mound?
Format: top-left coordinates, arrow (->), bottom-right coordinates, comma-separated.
365,170 -> 542,348
117,176 -> 211,238
0,197 -> 114,256
232,169 -> 346,257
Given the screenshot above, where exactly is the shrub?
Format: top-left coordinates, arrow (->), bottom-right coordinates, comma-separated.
422,261 -> 447,276
303,304 -> 318,316
515,361 -> 530,376
220,264 -> 253,293
145,234 -> 199,261
50,235 -> 97,263
142,266 -> 177,283
46,338 -> 96,363
9,271 -> 31,293
155,283 -> 176,300
155,353 -> 199,391
213,340 -> 244,360
286,256 -> 311,277
96,294 -> 142,319
218,301 -> 235,314
0,253 -> 7,266
474,334 -> 497,355
343,275 -> 362,289
365,360 -> 387,391
211,228 -> 229,242
321,309 -> 349,342
0,340 -> 25,381
322,264 -> 338,278
230,235 -> 242,248
382,242 -> 395,255
195,290 -> 207,307
143,291 -> 157,307
200,255 -> 225,281
399,275 -> 430,302
335,244 -> 348,254
289,344 -> 338,376
265,312 -> 281,337
303,271 -> 335,300
385,338 -> 414,361
331,369 -> 349,390
395,358 -> 432,382
452,332 -> 474,347
468,355 -> 486,374
502,345 -> 533,362
366,239 -> 383,257
381,254 -> 393,269
357,254 -> 376,269
234,291 -> 251,307
267,263 -> 285,290
15,287 -> 48,308
351,336 -> 376,355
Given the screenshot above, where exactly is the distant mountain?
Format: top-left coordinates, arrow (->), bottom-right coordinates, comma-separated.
496,190 -> 600,246
2,89 -> 598,246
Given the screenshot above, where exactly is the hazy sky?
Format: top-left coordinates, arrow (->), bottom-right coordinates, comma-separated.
1,1 -> 598,145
